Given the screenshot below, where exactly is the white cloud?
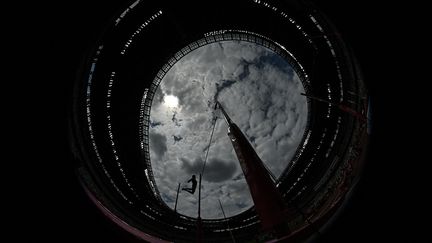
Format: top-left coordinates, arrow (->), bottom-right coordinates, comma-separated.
147,40 -> 307,219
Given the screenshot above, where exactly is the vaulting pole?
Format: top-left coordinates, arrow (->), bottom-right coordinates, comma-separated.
198,174 -> 202,218
197,173 -> 203,242
195,105 -> 218,242
218,199 -> 236,243
174,183 -> 181,212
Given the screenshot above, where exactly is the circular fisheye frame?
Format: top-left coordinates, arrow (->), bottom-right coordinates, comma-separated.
70,0 -> 369,242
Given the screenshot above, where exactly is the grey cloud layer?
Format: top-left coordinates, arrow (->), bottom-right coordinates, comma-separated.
148,41 -> 307,218
149,131 -> 167,160
181,157 -> 238,183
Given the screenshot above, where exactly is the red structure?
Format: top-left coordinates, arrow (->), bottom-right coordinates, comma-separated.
216,102 -> 289,235
300,93 -> 367,122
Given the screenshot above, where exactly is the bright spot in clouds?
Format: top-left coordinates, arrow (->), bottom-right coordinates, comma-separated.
163,95 -> 179,108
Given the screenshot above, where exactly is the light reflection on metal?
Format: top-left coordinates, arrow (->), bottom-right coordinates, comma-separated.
310,14 -> 344,102
287,17 -> 315,48
106,71 -> 139,199
326,117 -> 341,158
85,45 -> 132,203
120,10 -> 163,55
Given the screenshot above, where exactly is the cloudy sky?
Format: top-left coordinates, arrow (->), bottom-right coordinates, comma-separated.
148,40 -> 307,219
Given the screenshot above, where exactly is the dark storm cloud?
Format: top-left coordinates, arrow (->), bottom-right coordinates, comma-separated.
180,157 -> 237,183
202,158 -> 237,182
180,157 -> 203,175
149,131 -> 167,159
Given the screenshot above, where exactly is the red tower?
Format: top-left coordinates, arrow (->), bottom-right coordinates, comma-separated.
217,102 -> 289,235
